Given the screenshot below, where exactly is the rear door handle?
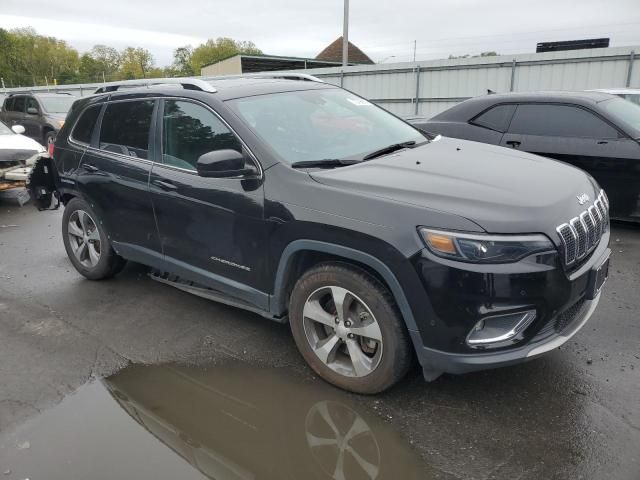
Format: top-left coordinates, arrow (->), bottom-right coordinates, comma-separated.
152,179 -> 178,191
506,140 -> 521,148
597,140 -> 608,145
82,163 -> 99,172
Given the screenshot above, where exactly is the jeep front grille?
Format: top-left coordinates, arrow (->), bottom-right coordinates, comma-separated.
556,190 -> 609,267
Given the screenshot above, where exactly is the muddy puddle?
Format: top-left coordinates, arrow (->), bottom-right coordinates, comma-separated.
0,362 -> 440,480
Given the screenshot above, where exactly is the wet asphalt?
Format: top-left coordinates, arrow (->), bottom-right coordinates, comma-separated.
0,195 -> 639,480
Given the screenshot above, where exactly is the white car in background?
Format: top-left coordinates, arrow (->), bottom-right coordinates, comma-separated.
591,88 -> 640,106
0,120 -> 45,198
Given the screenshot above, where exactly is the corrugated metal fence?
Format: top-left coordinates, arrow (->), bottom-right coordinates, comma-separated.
2,46 -> 638,118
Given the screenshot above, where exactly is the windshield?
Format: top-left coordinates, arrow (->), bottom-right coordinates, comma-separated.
0,120 -> 13,135
39,96 -> 76,114
228,88 -> 426,164
600,97 -> 640,134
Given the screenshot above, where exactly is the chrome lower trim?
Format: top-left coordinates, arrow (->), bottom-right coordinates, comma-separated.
526,292 -> 600,357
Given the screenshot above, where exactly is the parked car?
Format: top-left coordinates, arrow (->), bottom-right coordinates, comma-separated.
0,120 -> 44,193
408,91 -> 640,222
591,88 -> 640,106
0,92 -> 76,147
30,76 -> 610,393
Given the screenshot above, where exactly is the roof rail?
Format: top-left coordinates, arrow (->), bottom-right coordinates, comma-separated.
94,78 -> 217,94
205,72 -> 325,83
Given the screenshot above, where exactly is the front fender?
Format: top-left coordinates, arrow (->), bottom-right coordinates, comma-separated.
270,239 -> 422,334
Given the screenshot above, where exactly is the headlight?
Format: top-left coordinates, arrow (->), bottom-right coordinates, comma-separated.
57,120 -> 65,128
418,228 -> 554,264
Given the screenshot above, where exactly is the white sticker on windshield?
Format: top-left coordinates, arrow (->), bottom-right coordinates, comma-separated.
346,97 -> 373,106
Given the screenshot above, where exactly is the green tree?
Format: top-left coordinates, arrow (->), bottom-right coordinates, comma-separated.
170,46 -> 194,76
190,38 -> 261,74
119,47 -> 154,79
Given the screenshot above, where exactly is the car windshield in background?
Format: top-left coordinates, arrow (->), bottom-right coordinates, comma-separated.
228,88 -> 426,164
621,93 -> 640,106
0,121 -> 13,135
600,97 -> 640,134
39,96 -> 76,114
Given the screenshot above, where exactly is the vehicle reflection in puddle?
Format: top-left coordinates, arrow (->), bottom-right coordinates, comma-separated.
0,363 -> 437,480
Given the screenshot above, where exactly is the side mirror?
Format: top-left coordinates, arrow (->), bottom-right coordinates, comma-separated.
196,150 -> 255,178
26,107 -> 39,115
11,125 -> 26,134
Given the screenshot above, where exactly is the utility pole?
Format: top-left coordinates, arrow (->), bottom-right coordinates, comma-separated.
342,0 -> 349,66
102,71 -> 106,84
1,78 -> 5,92
413,40 -> 417,62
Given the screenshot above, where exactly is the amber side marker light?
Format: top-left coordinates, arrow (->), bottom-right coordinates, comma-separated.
425,232 -> 457,254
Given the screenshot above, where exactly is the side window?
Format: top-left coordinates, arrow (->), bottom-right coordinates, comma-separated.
71,105 -> 102,144
4,98 -> 14,111
162,100 -> 242,171
99,100 -> 154,159
26,97 -> 39,114
471,104 -> 516,132
12,96 -> 25,113
508,104 -> 619,138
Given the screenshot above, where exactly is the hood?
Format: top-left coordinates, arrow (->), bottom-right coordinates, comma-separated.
0,134 -> 45,163
309,137 -> 600,239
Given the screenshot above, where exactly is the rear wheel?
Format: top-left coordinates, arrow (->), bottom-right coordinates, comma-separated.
289,263 -> 412,394
62,197 -> 125,280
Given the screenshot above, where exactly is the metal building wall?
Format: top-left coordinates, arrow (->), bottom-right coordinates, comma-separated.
2,46 -> 638,119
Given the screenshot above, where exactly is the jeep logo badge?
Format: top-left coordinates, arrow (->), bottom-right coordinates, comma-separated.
576,193 -> 590,205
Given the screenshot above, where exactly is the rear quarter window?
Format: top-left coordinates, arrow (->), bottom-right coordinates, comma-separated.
71,105 -> 102,144
470,104 -> 516,132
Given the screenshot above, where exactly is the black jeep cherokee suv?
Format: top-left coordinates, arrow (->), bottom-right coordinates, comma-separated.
31,76 -> 611,394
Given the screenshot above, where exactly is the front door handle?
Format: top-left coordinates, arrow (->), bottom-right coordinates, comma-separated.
152,179 -> 178,191
597,140 -> 608,145
506,140 -> 521,148
82,163 -> 99,172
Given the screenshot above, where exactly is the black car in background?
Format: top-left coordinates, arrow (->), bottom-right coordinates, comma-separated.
30,77 -> 610,393
408,91 -> 640,222
0,93 -> 76,147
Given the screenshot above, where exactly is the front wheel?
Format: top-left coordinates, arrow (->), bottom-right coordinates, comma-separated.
289,263 -> 412,394
62,197 -> 126,280
44,131 -> 56,149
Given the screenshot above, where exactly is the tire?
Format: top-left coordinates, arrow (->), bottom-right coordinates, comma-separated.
289,262 -> 412,394
62,197 -> 126,280
44,131 -> 56,149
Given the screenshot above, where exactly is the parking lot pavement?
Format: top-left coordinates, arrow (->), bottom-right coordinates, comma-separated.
0,198 -> 639,480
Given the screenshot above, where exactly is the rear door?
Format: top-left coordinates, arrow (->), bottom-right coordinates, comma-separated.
4,96 -> 26,129
500,103 -> 640,218
75,98 -> 163,266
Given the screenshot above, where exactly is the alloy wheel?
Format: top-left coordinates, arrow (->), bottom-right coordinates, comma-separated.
302,286 -> 383,378
67,209 -> 101,268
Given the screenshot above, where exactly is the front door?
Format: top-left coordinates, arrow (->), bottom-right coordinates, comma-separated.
23,96 -> 42,140
500,103 -> 640,218
75,98 -> 162,266
149,99 -> 267,309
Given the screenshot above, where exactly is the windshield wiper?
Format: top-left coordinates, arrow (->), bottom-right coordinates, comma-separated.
362,141 -> 417,161
291,159 -> 361,169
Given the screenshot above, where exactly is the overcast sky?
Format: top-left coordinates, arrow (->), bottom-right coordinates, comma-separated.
2,0 -> 640,66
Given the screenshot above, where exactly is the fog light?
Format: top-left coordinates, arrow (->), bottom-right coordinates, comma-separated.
466,310 -> 536,349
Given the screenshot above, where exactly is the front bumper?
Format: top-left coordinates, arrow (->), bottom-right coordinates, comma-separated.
412,292 -> 600,379
406,236 -> 610,380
